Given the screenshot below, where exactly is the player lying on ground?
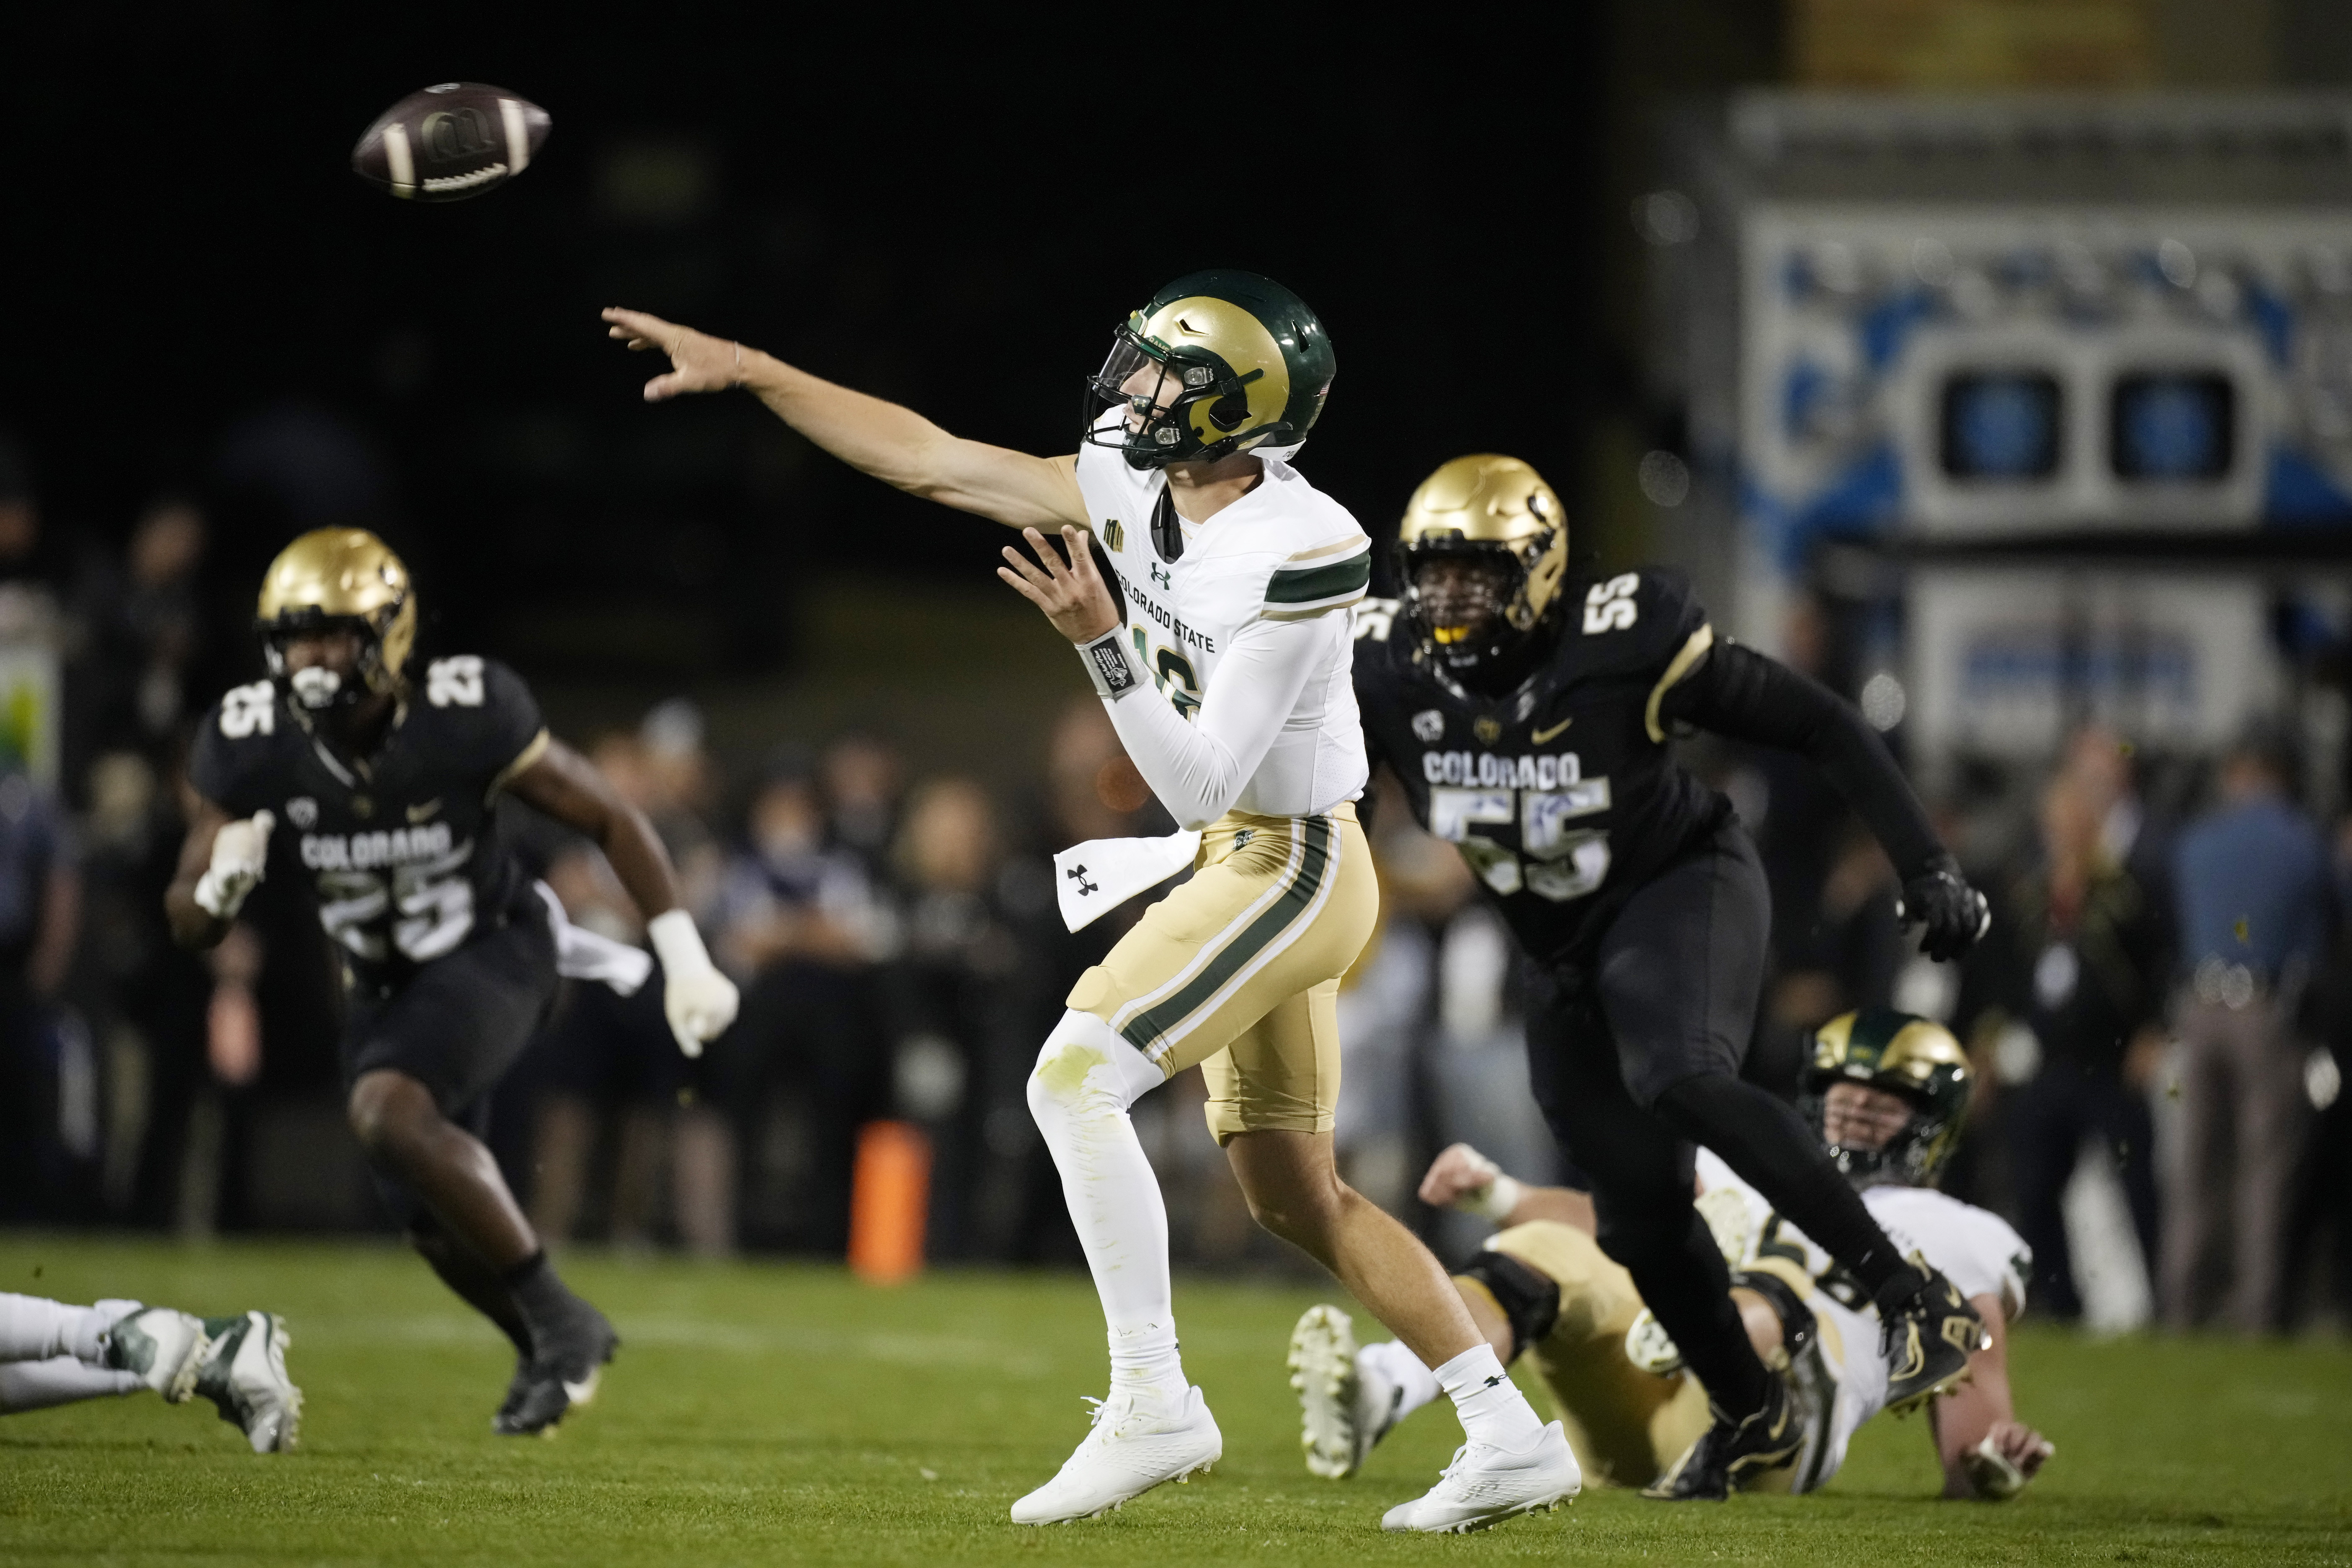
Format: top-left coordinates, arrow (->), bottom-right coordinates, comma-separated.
605,278 -> 1576,1532
0,1292 -> 299,1452
1292,1009 -> 2053,1501
165,529 -> 738,1436
1349,454 -> 1997,1497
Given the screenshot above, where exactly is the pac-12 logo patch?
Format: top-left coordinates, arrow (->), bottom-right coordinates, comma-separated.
287,797 -> 319,829
1411,709 -> 1446,743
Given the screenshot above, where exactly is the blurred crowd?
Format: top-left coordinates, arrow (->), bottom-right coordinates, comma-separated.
0,436 -> 2348,1335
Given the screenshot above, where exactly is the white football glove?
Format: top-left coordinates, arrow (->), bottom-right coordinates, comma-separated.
193,810 -> 275,920
647,909 -> 739,1060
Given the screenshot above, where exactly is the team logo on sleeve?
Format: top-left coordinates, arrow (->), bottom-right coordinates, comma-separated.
1101,518 -> 1125,552
287,797 -> 319,829
1411,709 -> 1447,743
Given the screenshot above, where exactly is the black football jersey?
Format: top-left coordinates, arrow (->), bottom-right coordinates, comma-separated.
1354,569 -> 1733,969
189,656 -> 549,982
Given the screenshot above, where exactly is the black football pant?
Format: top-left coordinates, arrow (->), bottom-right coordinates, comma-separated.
1524,820 -> 1913,1419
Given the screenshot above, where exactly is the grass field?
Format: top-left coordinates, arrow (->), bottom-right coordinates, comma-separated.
2,1237 -> 2348,1565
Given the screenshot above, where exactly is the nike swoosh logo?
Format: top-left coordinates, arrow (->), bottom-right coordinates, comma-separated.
407,798 -> 443,823
1531,717 -> 1573,743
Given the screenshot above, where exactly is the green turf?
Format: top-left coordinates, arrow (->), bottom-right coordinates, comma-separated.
0,1238 -> 2347,1565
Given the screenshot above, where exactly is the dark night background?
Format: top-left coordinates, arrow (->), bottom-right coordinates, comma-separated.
2,7 -> 1782,686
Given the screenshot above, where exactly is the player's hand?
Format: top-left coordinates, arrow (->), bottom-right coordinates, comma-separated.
193,810 -> 274,920
1897,856 -> 1991,962
1963,1421 -> 2053,1500
646,910 -> 740,1059
998,526 -> 1122,644
602,308 -> 745,402
1418,1142 -> 1503,1208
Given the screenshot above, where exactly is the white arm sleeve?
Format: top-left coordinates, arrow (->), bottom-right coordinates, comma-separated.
1102,611 -> 1327,830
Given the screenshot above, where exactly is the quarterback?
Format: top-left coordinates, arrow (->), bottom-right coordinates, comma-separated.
605,275 -> 1576,1532
1344,455 -> 1996,1497
165,529 -> 739,1434
0,1292 -> 298,1452
1295,1010 -> 2054,1501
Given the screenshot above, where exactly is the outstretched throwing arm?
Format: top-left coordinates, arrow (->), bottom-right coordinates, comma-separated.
601,308 -> 1085,530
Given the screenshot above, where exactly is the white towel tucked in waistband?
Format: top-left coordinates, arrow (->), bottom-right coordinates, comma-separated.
535,881 -> 656,995
1052,830 -> 1202,933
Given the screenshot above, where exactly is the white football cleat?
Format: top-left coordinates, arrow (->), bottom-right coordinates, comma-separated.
1289,1304 -> 1399,1480
1380,1421 -> 1581,1534
101,1305 -> 211,1403
195,1312 -> 302,1453
1009,1385 -> 1222,1524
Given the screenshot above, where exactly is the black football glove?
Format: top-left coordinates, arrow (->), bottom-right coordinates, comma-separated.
1897,856 -> 1991,962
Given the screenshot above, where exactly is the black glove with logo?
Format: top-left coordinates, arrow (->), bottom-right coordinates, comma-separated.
1896,856 -> 1991,962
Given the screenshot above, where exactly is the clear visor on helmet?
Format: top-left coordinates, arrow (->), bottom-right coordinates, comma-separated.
1084,329 -> 1212,450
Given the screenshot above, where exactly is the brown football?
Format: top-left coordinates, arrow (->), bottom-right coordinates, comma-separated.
351,83 -> 550,202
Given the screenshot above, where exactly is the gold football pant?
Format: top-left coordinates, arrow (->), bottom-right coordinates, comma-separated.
1066,804 -> 1375,1145
1475,1220 -> 1713,1488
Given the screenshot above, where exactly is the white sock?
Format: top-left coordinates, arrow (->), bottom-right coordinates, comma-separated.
0,1293 -> 113,1365
1026,1011 -> 1189,1408
0,1357 -> 143,1412
1360,1338 -> 1443,1425
1433,1343 -> 1546,1451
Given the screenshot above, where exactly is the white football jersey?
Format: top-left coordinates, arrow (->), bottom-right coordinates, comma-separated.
1694,1150 -> 2032,1491
1074,423 -> 1371,819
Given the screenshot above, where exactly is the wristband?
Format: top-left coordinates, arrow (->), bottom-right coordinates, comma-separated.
1077,627 -> 1141,702
1455,1174 -> 1524,1223
647,908 -> 716,977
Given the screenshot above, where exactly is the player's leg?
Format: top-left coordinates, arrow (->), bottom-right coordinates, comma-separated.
1527,998 -> 1787,1496
1195,839 -> 1575,1531
1015,1006 -> 1220,1522
1484,1224 -> 1713,1490
1295,1222 -> 1711,1489
1606,824 -> 1980,1415
342,916 -> 613,1433
0,1293 -> 299,1448
0,1359 -> 144,1412
1014,811 -> 1353,1522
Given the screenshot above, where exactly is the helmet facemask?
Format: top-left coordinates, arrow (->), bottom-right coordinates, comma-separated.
1083,323 -> 1274,471
258,605 -> 405,714
1399,530 -> 1559,686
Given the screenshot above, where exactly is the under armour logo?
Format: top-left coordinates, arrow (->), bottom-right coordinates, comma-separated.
1483,1374 -> 1506,1389
1151,563 -> 1172,589
1065,864 -> 1099,897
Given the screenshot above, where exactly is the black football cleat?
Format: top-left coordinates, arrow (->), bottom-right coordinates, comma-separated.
1642,1375 -> 1803,1501
1877,1263 -> 1986,1415
494,1307 -> 618,1437
493,1349 -> 534,1431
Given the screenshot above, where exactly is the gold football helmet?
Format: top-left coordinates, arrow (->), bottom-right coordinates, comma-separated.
1395,454 -> 1570,678
1805,1008 -> 1973,1189
255,528 -> 416,708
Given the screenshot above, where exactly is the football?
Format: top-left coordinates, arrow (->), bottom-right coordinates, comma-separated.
351,82 -> 550,202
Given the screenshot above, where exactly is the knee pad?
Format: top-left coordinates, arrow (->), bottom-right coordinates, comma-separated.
1455,1248 -> 1561,1363
1026,1010 -> 1164,1121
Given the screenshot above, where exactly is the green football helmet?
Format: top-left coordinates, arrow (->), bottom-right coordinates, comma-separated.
1803,1008 -> 1973,1189
1083,269 -> 1335,470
